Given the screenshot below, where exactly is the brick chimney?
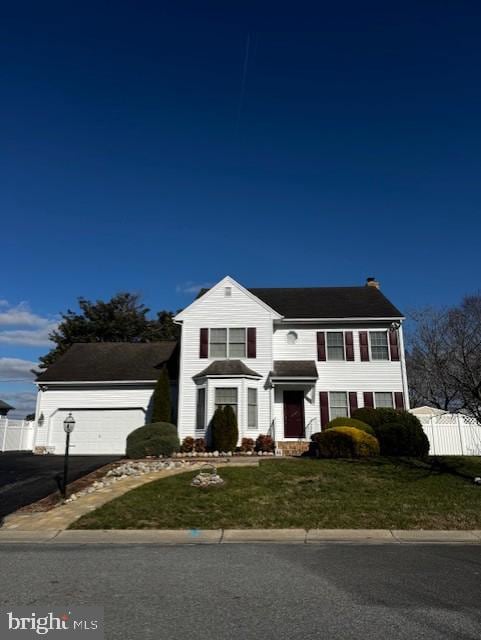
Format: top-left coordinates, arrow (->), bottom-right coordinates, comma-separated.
366,277 -> 380,289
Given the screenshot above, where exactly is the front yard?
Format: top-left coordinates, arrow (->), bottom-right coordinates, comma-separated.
71,457 -> 481,530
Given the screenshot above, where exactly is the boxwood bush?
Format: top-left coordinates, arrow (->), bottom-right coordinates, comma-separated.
312,427 -> 379,458
126,422 -> 180,459
325,416 -> 375,436
352,407 -> 429,457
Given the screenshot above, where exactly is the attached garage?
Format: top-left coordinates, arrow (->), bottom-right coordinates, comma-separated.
33,342 -> 179,455
48,408 -> 146,455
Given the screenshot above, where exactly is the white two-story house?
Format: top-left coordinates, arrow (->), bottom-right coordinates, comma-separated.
31,275 -> 407,455
174,275 -> 408,453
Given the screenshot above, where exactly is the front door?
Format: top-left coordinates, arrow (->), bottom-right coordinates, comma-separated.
283,390 -> 305,438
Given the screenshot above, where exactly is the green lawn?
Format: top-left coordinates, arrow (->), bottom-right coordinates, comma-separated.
71,457 -> 481,530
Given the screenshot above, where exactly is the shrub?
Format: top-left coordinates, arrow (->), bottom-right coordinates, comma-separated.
314,427 -> 379,458
325,416 -> 375,436
375,416 -> 430,457
151,368 -> 172,423
255,434 -> 274,452
126,422 -> 180,458
352,407 -> 399,430
353,407 -> 430,457
240,437 -> 255,452
180,436 -> 194,453
211,406 -> 238,452
194,438 -> 206,453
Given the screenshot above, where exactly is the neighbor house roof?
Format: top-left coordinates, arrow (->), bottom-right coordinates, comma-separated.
193,360 -> 261,379
36,342 -> 179,383
197,285 -> 403,318
271,361 -> 319,379
0,400 -> 14,411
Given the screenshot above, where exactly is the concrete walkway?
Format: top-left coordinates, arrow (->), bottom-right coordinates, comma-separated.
1,460 -> 259,532
0,529 -> 480,544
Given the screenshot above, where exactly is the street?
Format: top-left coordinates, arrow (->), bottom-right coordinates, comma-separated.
0,544 -> 480,639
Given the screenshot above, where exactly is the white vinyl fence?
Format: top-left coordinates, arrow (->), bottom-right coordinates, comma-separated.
416,413 -> 481,456
0,417 -> 35,452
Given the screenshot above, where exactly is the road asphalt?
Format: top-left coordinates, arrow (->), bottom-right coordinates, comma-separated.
0,543 -> 479,639
0,452 -> 120,520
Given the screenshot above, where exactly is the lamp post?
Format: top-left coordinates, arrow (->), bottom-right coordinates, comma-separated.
62,413 -> 76,499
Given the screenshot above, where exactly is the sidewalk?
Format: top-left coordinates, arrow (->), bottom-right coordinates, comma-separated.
0,528 -> 480,544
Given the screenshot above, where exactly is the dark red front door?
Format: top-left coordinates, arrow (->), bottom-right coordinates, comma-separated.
283,390 -> 305,438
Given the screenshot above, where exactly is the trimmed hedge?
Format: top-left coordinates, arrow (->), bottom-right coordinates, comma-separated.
352,407 -> 430,457
312,427 -> 379,459
352,407 -> 398,430
325,416 -> 375,436
375,418 -> 430,457
126,422 -> 180,458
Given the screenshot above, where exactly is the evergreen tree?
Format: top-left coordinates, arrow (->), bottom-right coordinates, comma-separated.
151,368 -> 172,423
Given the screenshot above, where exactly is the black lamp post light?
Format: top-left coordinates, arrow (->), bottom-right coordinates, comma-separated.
62,412 -> 76,499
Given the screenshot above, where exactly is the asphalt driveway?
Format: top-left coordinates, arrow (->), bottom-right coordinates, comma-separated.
0,452 -> 120,521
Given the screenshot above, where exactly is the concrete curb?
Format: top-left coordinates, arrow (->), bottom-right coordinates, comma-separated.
1,529 -> 481,545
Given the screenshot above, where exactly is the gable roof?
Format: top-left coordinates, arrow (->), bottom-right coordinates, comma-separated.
197,285 -> 403,319
36,342 -> 178,383
249,287 -> 402,318
193,360 -> 261,379
0,400 -> 14,411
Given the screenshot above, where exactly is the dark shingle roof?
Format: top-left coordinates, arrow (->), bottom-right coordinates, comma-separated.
36,342 -> 178,382
0,400 -> 14,411
197,285 -> 403,318
249,287 -> 402,318
271,361 -> 318,378
193,360 -> 261,379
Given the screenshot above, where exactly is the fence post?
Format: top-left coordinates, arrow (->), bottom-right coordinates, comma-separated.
1,418 -> 7,452
457,414 -> 465,455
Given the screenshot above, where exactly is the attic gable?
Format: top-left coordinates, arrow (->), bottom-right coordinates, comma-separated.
174,276 -> 283,322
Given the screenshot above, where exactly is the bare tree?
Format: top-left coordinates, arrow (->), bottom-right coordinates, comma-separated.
406,295 -> 481,422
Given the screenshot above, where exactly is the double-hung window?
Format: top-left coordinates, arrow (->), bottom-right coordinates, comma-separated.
375,392 -> 393,408
370,331 -> 389,360
329,392 -> 349,418
210,329 -> 227,358
327,332 -> 345,360
247,388 -> 258,429
215,388 -> 238,415
196,388 -> 206,430
229,328 -> 246,357
209,328 -> 246,358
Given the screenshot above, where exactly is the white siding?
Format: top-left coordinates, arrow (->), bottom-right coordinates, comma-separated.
34,384 -> 154,453
177,280 -> 275,441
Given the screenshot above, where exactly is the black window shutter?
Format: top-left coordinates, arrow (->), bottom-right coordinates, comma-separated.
199,328 -> 208,358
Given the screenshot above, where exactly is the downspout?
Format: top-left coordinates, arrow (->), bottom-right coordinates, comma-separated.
398,321 -> 410,410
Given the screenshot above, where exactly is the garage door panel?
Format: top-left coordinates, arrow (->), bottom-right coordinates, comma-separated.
50,409 -> 145,455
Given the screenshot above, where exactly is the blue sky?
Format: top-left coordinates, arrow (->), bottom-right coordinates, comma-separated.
1,1 -> 480,417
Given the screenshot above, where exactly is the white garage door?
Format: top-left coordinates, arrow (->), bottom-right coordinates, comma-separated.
49,409 -> 146,455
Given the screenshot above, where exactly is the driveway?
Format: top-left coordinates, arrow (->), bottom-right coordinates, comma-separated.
0,452 -> 121,520
0,544 -> 480,639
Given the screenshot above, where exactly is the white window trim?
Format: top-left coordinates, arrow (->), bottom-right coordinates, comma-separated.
373,392 -> 395,409
214,387 -> 238,414
209,328 -> 247,359
328,391 -> 350,419
195,387 -> 207,431
247,388 -> 258,430
369,330 -> 390,361
325,331 -> 346,361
